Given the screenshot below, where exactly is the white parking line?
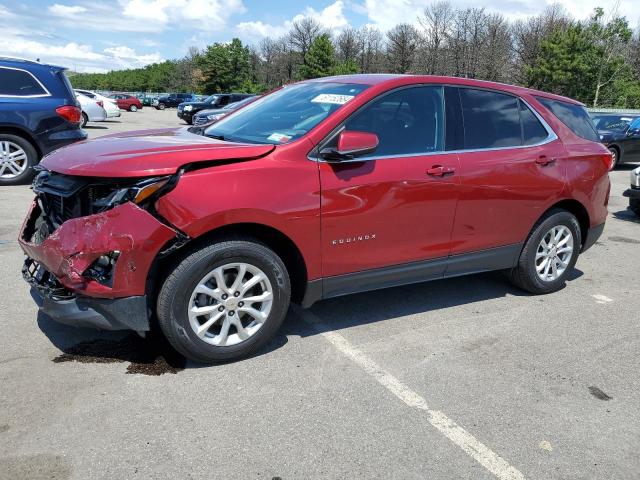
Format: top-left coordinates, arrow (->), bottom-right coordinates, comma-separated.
592,294 -> 613,304
293,306 -> 526,480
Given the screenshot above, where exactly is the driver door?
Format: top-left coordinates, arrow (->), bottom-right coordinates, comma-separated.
319,86 -> 459,279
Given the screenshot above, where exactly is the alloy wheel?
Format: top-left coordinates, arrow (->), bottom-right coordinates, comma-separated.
0,141 -> 29,179
188,263 -> 273,346
535,225 -> 574,282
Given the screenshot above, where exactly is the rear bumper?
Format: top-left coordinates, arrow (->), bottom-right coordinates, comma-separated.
30,287 -> 149,331
39,128 -> 87,156
582,222 -> 605,252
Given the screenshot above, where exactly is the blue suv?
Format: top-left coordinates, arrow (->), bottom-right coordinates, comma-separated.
0,57 -> 87,185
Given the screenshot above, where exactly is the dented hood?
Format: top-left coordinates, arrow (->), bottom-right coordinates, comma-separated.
41,127 -> 275,177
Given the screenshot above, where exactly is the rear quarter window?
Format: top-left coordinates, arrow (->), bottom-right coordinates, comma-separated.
0,67 -> 48,96
535,96 -> 599,142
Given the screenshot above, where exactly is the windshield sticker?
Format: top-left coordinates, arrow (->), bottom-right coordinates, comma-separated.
311,94 -> 355,105
621,117 -> 633,121
267,132 -> 291,143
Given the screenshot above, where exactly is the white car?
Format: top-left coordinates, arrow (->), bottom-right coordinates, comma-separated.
75,89 -> 120,118
76,93 -> 107,128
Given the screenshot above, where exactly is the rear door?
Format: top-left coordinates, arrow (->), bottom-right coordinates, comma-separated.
451,87 -> 567,255
319,85 -> 459,277
626,117 -> 640,161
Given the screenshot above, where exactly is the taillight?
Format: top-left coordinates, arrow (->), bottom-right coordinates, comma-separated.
56,105 -> 81,124
602,153 -> 614,171
97,101 -> 103,108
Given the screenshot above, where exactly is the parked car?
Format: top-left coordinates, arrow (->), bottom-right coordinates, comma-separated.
154,93 -> 195,110
178,93 -> 255,124
623,166 -> 640,216
108,93 -> 143,112
139,94 -> 158,106
591,114 -> 640,168
0,57 -> 86,185
20,75 -> 611,363
75,89 -> 120,118
75,93 -> 107,127
192,95 -> 258,127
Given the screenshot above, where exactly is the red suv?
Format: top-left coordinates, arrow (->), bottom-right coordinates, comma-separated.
20,75 -> 610,363
108,93 -> 143,112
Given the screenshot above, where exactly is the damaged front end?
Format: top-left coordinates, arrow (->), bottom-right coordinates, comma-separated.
19,170 -> 183,332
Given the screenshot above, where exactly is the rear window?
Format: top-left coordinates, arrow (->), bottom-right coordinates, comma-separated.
536,96 -> 599,142
0,67 -> 47,96
459,88 -> 522,149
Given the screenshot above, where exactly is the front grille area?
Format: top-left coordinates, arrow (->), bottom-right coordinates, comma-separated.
193,116 -> 208,126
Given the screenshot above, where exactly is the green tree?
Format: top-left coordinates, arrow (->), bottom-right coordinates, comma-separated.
332,59 -> 360,75
298,34 -> 336,79
586,8 -> 634,107
199,38 -> 251,92
525,23 -> 597,103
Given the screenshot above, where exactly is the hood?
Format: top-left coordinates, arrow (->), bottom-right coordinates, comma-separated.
195,108 -> 225,117
41,127 -> 275,178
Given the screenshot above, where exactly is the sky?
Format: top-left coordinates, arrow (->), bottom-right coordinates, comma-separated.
0,0 -> 637,73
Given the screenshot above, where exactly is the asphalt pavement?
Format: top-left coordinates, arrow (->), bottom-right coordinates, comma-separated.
1,107 -> 638,480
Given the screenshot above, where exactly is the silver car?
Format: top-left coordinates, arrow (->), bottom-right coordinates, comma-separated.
76,93 -> 107,128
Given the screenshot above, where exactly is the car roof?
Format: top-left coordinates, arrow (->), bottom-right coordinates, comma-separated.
307,74 -> 584,106
0,56 -> 66,71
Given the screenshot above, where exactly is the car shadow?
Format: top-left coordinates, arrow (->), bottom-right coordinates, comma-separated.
37,269 -> 583,371
612,208 -> 640,224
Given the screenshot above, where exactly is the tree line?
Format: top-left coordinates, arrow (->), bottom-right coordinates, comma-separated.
69,3 -> 640,108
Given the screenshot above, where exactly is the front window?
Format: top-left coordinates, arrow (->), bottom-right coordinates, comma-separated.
204,82 -> 369,145
204,95 -> 219,104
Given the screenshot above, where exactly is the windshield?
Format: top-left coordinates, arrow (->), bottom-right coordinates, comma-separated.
592,116 -> 633,132
204,82 -> 369,144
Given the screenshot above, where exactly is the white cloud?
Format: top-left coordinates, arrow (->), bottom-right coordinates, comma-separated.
120,0 -> 246,31
295,0 -> 349,30
48,4 -> 88,16
235,0 -> 348,41
0,26 -> 163,72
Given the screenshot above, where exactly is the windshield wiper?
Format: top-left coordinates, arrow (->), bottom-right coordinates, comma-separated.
207,134 -> 226,141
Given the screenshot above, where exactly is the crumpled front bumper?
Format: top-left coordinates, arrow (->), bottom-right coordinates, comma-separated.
19,200 -> 177,299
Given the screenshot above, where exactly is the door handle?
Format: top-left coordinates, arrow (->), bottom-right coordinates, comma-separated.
427,165 -> 456,177
535,155 -> 556,166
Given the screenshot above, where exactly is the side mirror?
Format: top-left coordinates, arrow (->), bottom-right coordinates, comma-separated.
320,130 -> 379,162
627,128 -> 640,137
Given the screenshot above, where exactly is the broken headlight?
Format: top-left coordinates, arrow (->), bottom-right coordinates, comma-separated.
93,176 -> 170,211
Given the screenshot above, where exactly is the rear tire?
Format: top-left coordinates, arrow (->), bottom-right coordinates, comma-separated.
630,198 -> 640,217
157,103 -> 166,110
80,112 -> 88,128
129,105 -> 138,112
509,209 -> 581,294
157,238 -> 291,364
0,134 -> 38,185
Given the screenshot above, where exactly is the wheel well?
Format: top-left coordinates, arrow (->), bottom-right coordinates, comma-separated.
545,199 -> 590,245
0,126 -> 42,158
151,223 -> 309,304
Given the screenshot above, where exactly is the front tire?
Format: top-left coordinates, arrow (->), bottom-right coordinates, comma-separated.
157,239 -> 291,363
80,112 -> 88,128
509,209 -> 581,294
630,198 -> 640,217
157,103 -> 166,110
0,134 -> 38,185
